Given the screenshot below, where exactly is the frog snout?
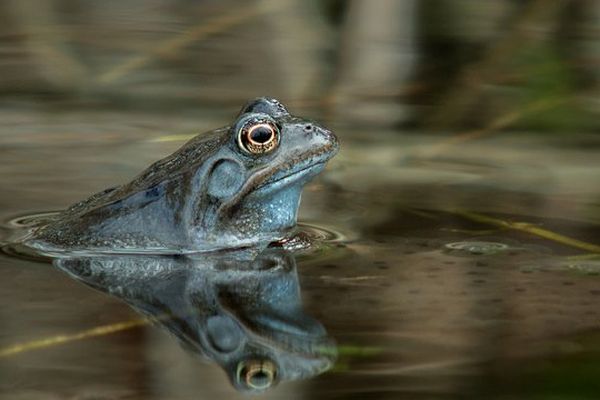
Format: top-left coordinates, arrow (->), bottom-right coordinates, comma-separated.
313,125 -> 339,155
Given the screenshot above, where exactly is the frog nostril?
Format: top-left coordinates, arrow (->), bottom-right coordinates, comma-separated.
304,124 -> 313,132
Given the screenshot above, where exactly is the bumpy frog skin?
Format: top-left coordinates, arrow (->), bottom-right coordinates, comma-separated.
55,248 -> 337,393
26,98 -> 338,254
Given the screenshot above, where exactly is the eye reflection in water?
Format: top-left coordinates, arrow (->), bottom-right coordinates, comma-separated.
53,248 -> 336,393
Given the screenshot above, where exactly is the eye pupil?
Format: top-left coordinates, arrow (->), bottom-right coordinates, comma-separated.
238,120 -> 279,155
249,126 -> 273,143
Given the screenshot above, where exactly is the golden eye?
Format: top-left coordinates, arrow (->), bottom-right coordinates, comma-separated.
236,359 -> 277,391
238,121 -> 279,155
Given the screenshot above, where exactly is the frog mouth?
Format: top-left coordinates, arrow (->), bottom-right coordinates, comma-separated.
218,142 -> 337,214
259,161 -> 326,191
257,141 -> 338,191
216,161 -> 324,217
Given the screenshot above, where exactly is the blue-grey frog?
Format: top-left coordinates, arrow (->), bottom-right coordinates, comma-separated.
25,98 -> 338,254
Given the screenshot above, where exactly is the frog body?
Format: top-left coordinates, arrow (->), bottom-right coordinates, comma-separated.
26,98 -> 338,254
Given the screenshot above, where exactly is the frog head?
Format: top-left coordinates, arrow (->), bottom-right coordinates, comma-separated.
196,97 -> 339,248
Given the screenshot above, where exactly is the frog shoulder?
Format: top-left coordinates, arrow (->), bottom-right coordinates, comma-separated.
61,130 -> 227,218
112,129 -> 228,197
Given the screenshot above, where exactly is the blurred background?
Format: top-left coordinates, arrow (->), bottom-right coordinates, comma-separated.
0,0 -> 597,131
1,1 -> 600,400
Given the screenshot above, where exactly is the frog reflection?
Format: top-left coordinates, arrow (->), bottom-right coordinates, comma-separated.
55,248 -> 336,393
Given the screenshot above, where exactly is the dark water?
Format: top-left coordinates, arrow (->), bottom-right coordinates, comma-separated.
1,105 -> 599,399
0,0 -> 598,397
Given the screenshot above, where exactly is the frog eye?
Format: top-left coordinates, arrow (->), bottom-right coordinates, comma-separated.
237,119 -> 280,155
236,359 -> 278,391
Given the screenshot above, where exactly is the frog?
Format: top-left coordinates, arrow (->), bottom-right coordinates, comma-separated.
25,97 -> 338,254
55,248 -> 337,393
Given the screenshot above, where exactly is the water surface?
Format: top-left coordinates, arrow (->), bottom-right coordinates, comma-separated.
1,106 -> 600,399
